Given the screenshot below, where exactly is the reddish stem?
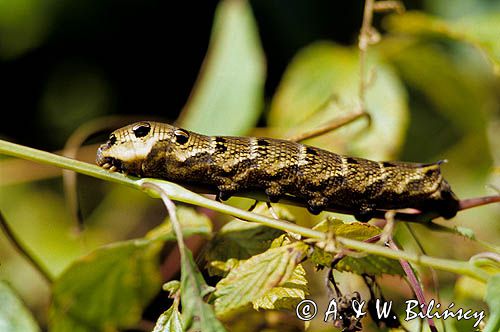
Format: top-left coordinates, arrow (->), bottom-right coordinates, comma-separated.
387,239 -> 438,332
458,195 -> 500,211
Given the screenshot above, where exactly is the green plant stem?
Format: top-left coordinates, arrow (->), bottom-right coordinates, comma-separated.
337,237 -> 489,282
0,140 -> 138,188
0,139 -> 491,282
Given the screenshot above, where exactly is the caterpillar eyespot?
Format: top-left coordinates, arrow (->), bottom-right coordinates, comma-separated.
108,134 -> 117,145
96,121 -> 460,221
132,122 -> 151,138
174,129 -> 190,145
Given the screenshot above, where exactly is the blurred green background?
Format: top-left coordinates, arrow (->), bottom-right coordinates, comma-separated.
1,0 -> 499,331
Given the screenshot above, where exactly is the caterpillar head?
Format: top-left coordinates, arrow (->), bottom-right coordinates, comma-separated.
96,121 -> 191,176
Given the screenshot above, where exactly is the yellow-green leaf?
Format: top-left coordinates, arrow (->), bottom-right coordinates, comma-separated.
205,203 -> 288,276
252,264 -> 308,311
335,255 -> 404,276
313,217 -> 380,240
311,218 -> 404,275
214,242 -> 308,318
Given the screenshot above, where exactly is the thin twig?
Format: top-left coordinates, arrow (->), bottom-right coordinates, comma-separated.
373,1 -> 405,13
358,0 -> 375,111
142,182 -> 186,253
288,111 -> 370,143
0,211 -> 54,284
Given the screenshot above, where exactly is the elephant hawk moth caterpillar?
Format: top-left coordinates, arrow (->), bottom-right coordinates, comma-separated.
96,121 -> 460,222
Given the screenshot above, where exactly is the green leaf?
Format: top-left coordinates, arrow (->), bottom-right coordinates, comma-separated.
311,218 -> 404,275
313,218 -> 380,240
50,206 -> 211,332
384,11 -> 500,75
206,221 -> 284,276
50,239 -> 163,332
205,203 -> 288,276
180,249 -> 227,332
0,281 -> 40,332
335,255 -> 404,276
152,301 -> 183,332
269,42 -> 408,160
484,274 -> 500,332
178,0 -> 266,135
252,264 -> 308,311
214,242 -> 308,318
162,280 -> 181,296
146,206 -> 212,241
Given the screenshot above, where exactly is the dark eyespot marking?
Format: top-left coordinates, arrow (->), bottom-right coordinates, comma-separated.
257,139 -> 270,146
382,161 -> 396,167
174,129 -> 190,144
216,143 -> 227,153
306,147 -> 318,156
425,168 -> 439,177
346,157 -> 359,164
132,122 -> 151,138
215,137 -> 226,144
108,134 -> 117,145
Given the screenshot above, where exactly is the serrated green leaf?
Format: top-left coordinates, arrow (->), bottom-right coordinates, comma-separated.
252,264 -> 308,311
310,218 -> 379,267
269,42 -> 408,160
214,242 -> 308,318
384,11 -> 500,75
0,281 -> 40,332
313,217 -> 380,240
181,250 -> 227,332
205,204 -> 286,276
311,218 -> 404,275
152,301 -> 183,332
206,220 -> 284,276
178,0 -> 265,135
146,206 -> 212,241
336,255 -> 404,276
50,239 -> 163,332
484,274 -> 500,332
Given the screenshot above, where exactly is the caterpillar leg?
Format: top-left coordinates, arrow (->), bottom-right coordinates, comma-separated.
354,205 -> 375,222
247,200 -> 258,211
216,183 -> 239,201
266,202 -> 280,219
306,197 -> 328,215
265,182 -> 284,203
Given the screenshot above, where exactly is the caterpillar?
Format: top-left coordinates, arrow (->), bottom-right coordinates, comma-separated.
96,121 -> 460,221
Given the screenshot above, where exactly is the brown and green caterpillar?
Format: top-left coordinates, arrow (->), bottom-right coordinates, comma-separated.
96,121 -> 460,221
